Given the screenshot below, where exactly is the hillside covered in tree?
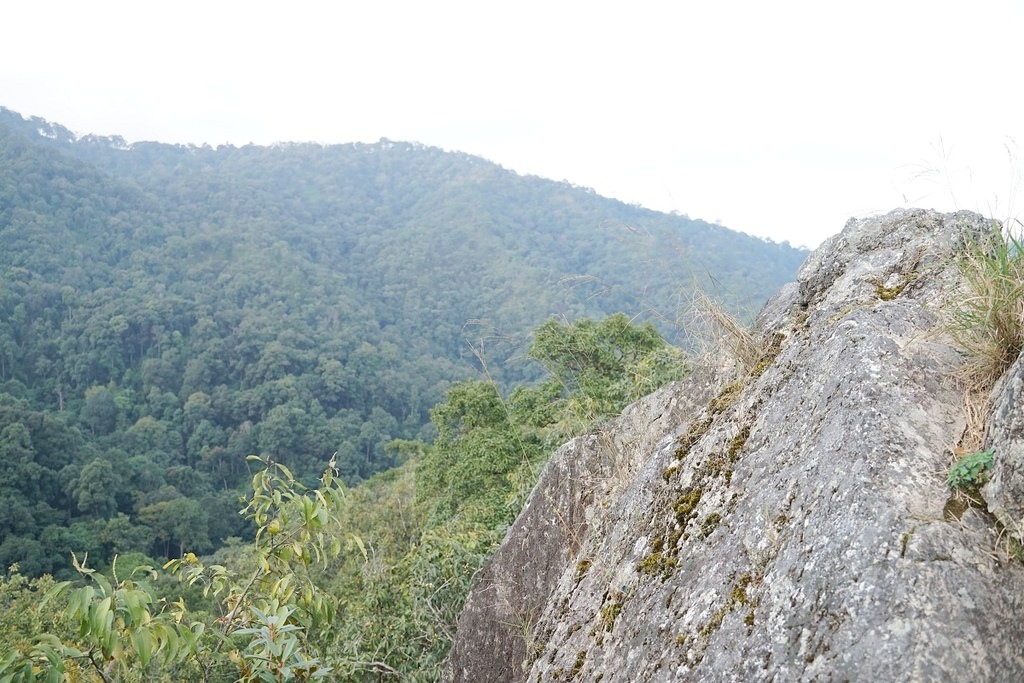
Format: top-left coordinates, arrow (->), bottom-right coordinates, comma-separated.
0,107 -> 807,578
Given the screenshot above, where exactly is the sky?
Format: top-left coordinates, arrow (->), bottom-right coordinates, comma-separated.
2,0 -> 1022,248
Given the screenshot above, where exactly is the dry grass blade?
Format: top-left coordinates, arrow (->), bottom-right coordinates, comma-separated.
958,385 -> 991,453
686,290 -> 763,375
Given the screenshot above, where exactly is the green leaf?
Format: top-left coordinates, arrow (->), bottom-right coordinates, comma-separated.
38,580 -> 71,611
349,534 -> 367,561
93,571 -> 113,598
132,629 -> 153,666
277,462 -> 295,483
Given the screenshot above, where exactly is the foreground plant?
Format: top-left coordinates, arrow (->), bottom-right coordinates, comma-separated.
0,455 -> 349,682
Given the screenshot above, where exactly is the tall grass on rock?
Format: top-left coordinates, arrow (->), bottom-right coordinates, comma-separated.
949,223 -> 1024,449
684,290 -> 775,379
950,224 -> 1024,392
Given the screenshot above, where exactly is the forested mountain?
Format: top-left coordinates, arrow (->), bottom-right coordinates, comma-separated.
0,107 -> 806,577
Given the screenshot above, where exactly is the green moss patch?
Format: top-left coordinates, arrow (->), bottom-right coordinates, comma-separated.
569,649 -> 587,678
674,488 -> 703,526
870,275 -> 913,301
675,416 -> 713,459
709,380 -> 743,414
700,512 -> 722,538
637,551 -> 679,579
750,332 -> 785,378
727,425 -> 750,462
695,573 -> 756,640
599,595 -> 623,632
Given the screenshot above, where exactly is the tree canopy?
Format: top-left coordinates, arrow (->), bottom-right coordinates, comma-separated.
0,106 -> 805,580
0,313 -> 688,681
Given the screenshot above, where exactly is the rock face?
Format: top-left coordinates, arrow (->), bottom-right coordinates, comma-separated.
444,209 -> 1024,682
983,355 -> 1024,541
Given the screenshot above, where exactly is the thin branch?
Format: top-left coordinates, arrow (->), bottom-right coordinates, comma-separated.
86,649 -> 113,683
361,660 -> 401,677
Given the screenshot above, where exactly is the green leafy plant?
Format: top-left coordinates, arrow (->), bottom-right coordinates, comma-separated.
0,455 -> 349,682
947,449 -> 995,490
524,313 -> 688,440
0,552 -> 207,683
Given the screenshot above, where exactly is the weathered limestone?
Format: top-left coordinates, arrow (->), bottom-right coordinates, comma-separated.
445,209 -> 1024,683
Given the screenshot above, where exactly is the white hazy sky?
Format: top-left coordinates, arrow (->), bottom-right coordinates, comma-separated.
2,0 -> 1022,248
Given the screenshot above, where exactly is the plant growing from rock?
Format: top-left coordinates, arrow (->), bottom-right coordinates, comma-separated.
687,291 -> 762,374
685,290 -> 784,383
950,225 -> 1024,392
947,448 -> 995,491
945,223 -> 1024,458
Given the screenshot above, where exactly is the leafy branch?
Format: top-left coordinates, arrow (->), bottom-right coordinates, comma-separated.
0,455 -> 353,682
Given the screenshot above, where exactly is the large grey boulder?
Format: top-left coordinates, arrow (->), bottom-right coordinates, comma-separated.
445,209 -> 1024,682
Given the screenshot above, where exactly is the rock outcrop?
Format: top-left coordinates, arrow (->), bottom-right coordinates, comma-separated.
445,209 -> 1024,682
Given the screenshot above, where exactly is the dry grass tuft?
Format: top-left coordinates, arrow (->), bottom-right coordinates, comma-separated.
685,291 -> 769,378
950,225 -> 1024,391
688,290 -> 782,382
948,224 -> 1024,447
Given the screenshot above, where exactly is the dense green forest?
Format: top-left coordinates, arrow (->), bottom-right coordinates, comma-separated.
0,106 -> 805,577
0,105 -> 806,679
0,313 -> 693,681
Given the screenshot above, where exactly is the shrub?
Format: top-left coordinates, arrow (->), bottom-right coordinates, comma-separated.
0,456 -> 348,682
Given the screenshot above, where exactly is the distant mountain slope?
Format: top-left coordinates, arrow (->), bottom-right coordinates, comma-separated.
0,106 -> 806,573
0,103 -> 806,433
2,106 -> 805,339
